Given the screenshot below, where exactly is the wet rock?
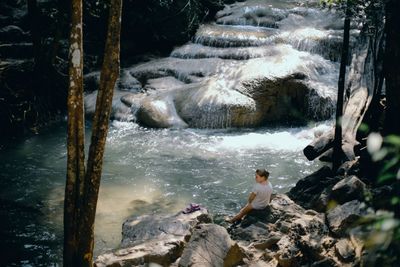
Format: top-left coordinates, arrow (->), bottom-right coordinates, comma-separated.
179,224 -> 245,267
215,0 -> 289,28
84,90 -> 134,122
335,239 -> 355,262
330,176 -> 366,204
144,76 -> 185,91
118,70 -> 142,92
171,43 -> 277,60
174,77 -> 257,128
326,200 -> 368,236
108,43 -> 337,128
137,95 -> 188,128
194,24 -> 277,47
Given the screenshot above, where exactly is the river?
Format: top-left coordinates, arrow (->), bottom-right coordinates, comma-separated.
0,120 -> 329,266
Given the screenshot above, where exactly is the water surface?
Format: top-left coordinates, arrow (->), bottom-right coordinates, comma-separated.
0,120 -> 330,265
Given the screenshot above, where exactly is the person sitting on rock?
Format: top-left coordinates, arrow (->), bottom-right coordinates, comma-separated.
226,168 -> 273,224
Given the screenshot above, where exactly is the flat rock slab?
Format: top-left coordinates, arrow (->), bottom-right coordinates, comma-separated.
122,208 -> 211,248
95,239 -> 184,267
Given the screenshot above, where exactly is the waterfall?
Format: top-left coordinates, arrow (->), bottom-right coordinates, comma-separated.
85,0 -> 352,129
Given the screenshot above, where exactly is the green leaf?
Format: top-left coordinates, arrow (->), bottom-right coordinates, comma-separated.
379,156 -> 400,175
378,173 -> 396,183
358,123 -> 370,133
386,135 -> 400,147
391,197 -> 400,205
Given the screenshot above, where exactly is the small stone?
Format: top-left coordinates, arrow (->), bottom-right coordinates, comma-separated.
253,235 -> 282,250
335,239 -> 355,262
322,237 -> 336,249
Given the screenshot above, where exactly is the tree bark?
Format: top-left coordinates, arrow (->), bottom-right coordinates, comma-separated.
333,2 -> 351,171
64,0 -> 86,266
76,1 -> 122,266
384,0 -> 400,135
303,130 -> 335,161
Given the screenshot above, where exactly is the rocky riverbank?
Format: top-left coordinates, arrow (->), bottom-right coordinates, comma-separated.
94,163 -> 398,267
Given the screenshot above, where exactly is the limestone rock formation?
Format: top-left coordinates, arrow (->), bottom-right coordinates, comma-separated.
94,208 -> 211,267
179,224 -> 245,267
84,0 -> 343,129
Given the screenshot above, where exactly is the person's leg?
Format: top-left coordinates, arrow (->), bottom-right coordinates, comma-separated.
229,204 -> 253,223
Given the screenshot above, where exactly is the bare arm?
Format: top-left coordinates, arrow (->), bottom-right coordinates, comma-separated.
247,192 -> 256,204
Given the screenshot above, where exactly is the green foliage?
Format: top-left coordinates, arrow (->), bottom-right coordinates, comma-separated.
320,0 -> 385,29
374,135 -> 400,184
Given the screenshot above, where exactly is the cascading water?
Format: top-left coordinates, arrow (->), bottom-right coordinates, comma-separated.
0,0 -> 351,265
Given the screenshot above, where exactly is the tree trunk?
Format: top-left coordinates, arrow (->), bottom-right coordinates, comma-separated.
64,0 -> 86,266
76,1 -> 123,266
333,2 -> 352,171
384,0 -> 400,135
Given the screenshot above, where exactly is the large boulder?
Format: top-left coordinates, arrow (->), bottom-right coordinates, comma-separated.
137,95 -> 188,128
287,166 -> 339,211
95,209 -> 212,267
326,200 -> 369,236
330,176 -> 366,204
179,224 -> 245,267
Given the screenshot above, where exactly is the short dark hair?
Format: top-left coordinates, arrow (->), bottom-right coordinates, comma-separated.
256,169 -> 269,178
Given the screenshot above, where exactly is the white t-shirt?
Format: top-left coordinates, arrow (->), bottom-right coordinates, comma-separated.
250,181 -> 273,210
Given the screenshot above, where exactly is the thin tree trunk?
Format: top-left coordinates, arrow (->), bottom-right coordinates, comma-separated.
76,1 -> 122,266
384,0 -> 400,135
64,0 -> 86,266
333,2 -> 352,171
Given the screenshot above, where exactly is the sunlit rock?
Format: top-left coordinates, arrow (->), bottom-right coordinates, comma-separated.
179,224 -> 245,267
335,238 -> 356,262
85,0 -> 342,129
137,95 -> 188,128
95,209 -> 211,267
